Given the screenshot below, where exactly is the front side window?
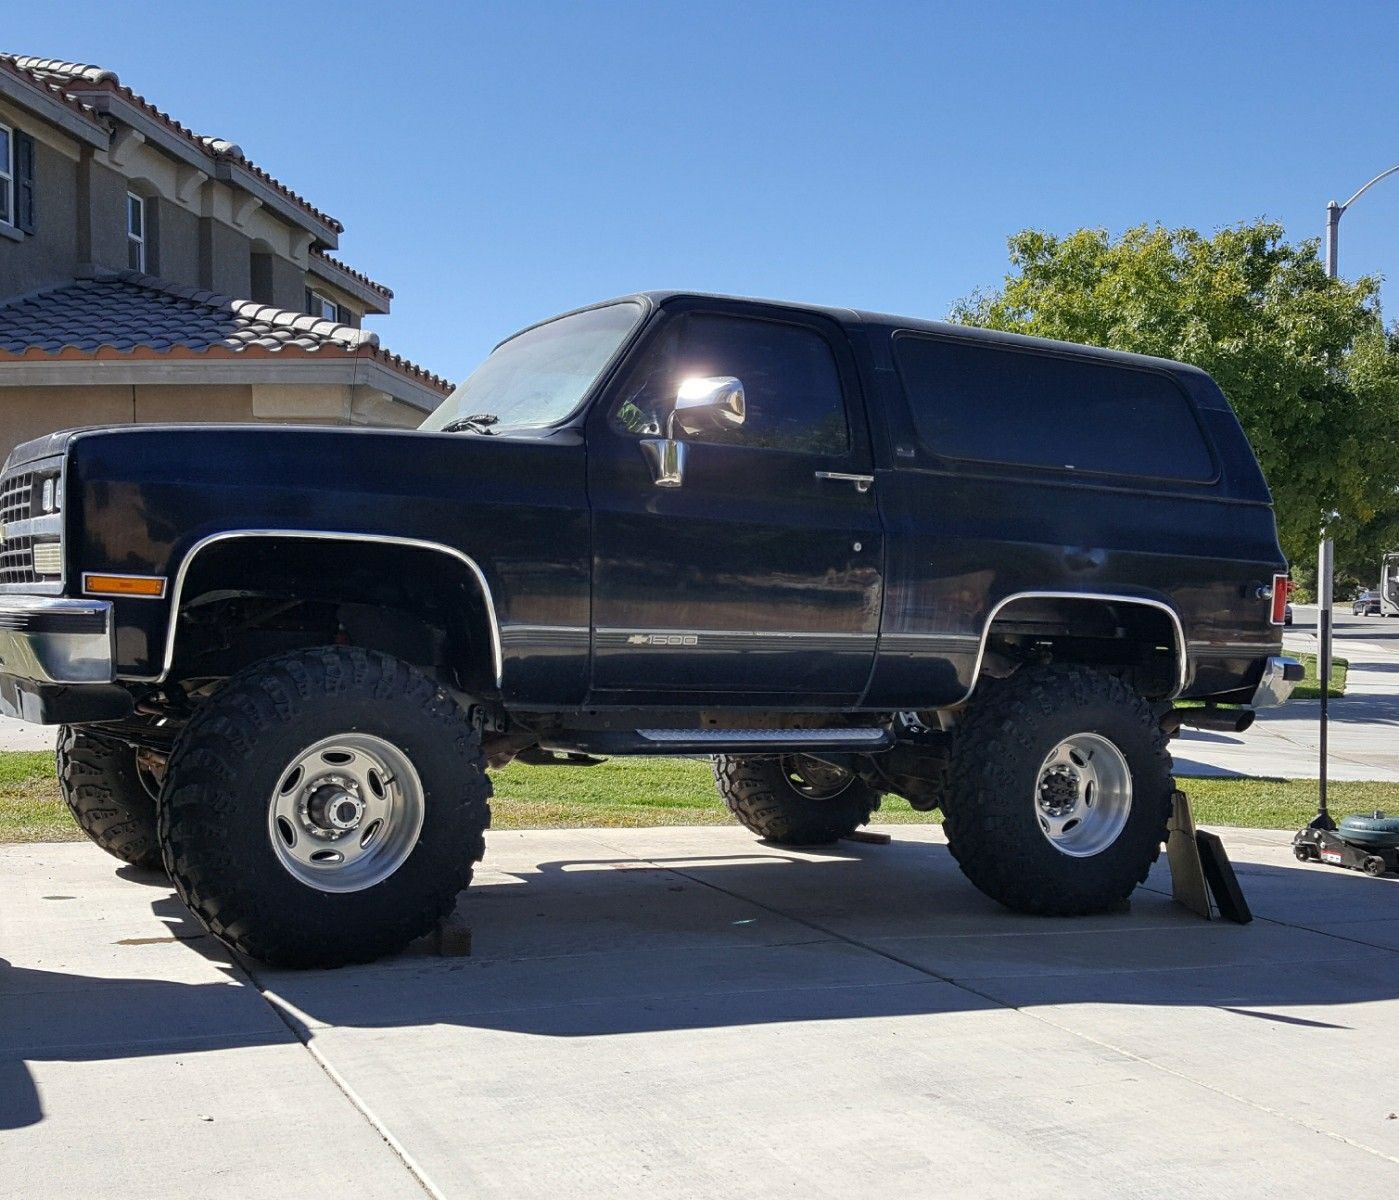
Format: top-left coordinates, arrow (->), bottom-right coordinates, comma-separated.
422,301 -> 645,432
612,313 -> 849,454
126,193 -> 145,270
0,124 -> 13,226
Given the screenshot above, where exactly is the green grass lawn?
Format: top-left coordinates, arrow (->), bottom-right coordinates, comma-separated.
4,748 -> 1392,845
1291,651 -> 1348,700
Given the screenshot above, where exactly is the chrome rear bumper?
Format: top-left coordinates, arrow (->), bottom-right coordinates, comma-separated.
1250,655 -> 1305,708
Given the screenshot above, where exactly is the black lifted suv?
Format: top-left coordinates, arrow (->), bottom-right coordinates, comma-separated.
0,293 -> 1301,967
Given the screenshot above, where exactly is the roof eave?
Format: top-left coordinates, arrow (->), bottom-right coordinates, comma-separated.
0,349 -> 446,412
0,60 -> 108,147
214,158 -> 342,246
65,87 -> 342,246
307,254 -> 392,315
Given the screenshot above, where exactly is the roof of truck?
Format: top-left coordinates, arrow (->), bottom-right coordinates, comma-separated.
617,290 -> 1214,386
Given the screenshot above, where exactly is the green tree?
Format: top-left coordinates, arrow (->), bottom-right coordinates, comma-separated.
953,222 -> 1399,572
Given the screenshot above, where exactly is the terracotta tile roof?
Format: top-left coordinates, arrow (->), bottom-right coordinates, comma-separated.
0,272 -> 450,393
0,54 -> 107,130
0,54 -> 343,234
311,249 -> 394,300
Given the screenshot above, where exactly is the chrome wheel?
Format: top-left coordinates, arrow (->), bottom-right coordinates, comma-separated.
267,733 -> 425,893
1034,732 -> 1132,858
781,755 -> 856,800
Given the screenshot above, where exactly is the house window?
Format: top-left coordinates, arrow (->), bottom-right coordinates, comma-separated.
308,289 -> 339,321
127,193 -> 146,271
0,123 -> 13,226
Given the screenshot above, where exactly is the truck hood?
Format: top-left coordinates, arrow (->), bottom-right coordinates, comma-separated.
8,420 -> 578,472
5,426 -> 100,469
55,421 -> 585,575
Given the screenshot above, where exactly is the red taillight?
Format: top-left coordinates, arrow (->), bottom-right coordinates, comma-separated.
1271,574 -> 1289,625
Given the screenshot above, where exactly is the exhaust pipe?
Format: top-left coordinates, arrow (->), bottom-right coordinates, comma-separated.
1161,706 -> 1256,737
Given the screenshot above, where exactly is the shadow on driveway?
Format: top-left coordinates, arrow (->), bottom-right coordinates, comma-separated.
6,831 -> 1399,1130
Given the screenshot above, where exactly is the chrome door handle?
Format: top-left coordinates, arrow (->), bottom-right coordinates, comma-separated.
814,471 -> 874,494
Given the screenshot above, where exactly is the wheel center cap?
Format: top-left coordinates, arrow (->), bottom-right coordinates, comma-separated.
1039,768 -> 1081,815
305,780 -> 364,833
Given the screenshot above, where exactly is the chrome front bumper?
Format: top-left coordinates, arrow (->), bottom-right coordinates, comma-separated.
0,596 -> 125,725
1250,654 -> 1305,708
0,596 -> 114,685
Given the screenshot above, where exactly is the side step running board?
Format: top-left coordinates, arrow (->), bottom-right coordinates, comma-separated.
540,726 -> 895,757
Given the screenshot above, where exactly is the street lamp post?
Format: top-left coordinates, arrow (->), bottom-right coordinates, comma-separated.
1313,164 -> 1399,830
1325,165 -> 1399,280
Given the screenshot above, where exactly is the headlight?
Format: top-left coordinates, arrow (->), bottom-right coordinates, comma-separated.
41,476 -> 61,513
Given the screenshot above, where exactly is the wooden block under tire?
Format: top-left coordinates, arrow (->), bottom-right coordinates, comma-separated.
843,830 -> 892,845
431,916 -> 474,957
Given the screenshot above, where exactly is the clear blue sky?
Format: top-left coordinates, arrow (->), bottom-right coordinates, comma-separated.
8,1 -> 1399,382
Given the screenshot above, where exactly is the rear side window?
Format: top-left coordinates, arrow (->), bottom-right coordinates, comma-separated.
613,313 -> 849,454
892,333 -> 1216,483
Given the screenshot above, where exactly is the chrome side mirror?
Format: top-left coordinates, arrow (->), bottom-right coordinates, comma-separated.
667,376 -> 745,439
641,376 -> 745,488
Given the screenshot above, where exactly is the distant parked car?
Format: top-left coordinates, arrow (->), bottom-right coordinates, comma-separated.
1284,602 -> 1294,626
1354,591 -> 1382,616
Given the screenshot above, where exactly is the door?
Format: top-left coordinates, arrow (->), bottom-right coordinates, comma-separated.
585,301 -> 884,704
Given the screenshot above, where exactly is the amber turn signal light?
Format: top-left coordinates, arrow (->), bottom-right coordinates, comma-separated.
82,573 -> 167,598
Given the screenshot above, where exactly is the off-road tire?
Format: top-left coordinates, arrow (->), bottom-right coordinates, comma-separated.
943,665 -> 1173,915
713,755 -> 881,845
55,728 -> 162,870
158,647 -> 491,968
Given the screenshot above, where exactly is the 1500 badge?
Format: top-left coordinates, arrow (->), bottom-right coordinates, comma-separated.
627,633 -> 699,646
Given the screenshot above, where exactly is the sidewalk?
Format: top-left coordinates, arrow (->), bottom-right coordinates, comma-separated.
1175,606 -> 1399,780
4,825 -> 1399,1198
0,715 -> 53,752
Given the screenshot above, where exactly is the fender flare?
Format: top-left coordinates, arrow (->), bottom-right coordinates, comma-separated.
150,529 -> 503,686
965,590 -> 1189,702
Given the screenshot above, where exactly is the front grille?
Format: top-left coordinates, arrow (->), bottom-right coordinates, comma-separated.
0,466 -> 63,588
0,471 -> 30,525
0,471 -> 35,586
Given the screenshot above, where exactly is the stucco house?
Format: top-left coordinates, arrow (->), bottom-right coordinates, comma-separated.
0,54 -> 447,461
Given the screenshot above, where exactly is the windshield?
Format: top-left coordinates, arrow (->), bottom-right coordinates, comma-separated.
421,301 -> 644,431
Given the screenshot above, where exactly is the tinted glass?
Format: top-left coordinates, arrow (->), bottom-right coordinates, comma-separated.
614,313 -> 849,454
893,334 -> 1215,482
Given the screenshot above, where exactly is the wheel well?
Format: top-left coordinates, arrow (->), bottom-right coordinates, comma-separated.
165,535 -> 498,694
980,595 -> 1183,699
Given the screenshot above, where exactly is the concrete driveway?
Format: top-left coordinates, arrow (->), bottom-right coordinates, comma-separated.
4,825 -> 1398,1199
